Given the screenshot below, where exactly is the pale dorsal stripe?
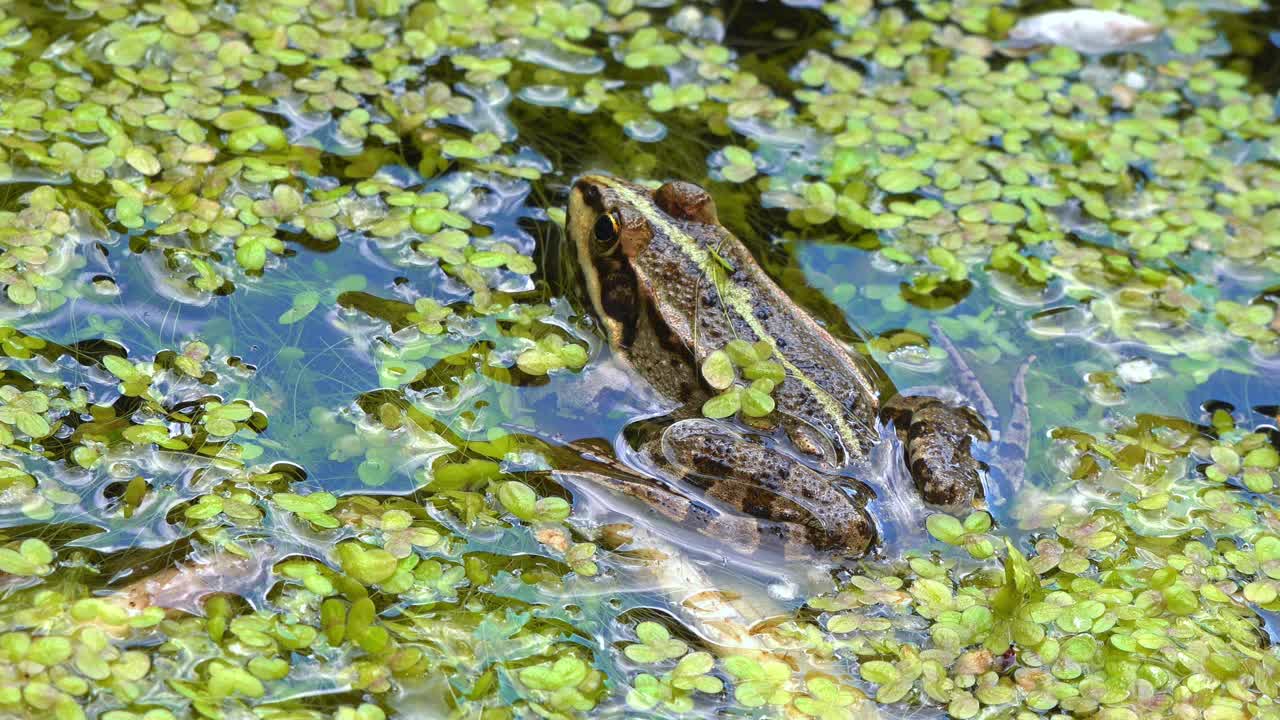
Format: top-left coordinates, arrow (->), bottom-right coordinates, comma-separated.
598,177 -> 862,456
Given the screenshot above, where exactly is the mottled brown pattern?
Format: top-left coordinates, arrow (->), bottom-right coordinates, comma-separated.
882,396 -> 990,511
656,420 -> 874,555
556,469 -> 844,560
653,180 -> 719,225
565,175 -> 1028,560
572,175 -> 885,464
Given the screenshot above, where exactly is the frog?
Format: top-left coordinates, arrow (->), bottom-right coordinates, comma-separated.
556,174 -> 1032,561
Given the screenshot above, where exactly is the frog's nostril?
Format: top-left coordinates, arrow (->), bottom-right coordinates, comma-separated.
576,182 -> 604,211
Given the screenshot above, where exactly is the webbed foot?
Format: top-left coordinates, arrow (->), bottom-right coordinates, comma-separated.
988,353 -> 1034,507
881,394 -> 989,511
882,322 -> 1035,512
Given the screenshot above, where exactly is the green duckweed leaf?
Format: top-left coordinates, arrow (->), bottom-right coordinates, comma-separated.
740,387 -> 775,417
625,621 -> 687,663
498,481 -> 538,521
724,655 -> 793,707
702,389 -> 741,419
877,169 -> 929,194
927,514 -> 964,544
279,291 -> 321,325
701,350 -> 735,390
336,542 -> 398,585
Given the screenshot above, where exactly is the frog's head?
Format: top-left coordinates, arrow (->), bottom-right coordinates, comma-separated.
567,174 -> 720,349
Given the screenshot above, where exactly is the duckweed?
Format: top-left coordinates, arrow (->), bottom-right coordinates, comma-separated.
0,0 -> 1277,717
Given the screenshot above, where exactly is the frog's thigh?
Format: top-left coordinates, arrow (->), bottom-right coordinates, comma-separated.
658,419 -> 875,557
556,470 -> 766,556
658,418 -> 743,479
702,476 -> 875,558
882,396 -> 990,511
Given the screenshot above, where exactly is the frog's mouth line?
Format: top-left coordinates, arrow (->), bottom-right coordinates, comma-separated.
568,183 -> 627,350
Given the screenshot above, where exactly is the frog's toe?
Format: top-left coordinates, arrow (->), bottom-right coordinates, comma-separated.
987,354 -> 1035,508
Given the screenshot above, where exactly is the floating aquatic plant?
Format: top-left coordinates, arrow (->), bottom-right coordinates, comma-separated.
0,0 -> 1277,717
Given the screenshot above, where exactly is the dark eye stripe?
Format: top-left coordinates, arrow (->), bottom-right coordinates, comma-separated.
599,268 -> 638,347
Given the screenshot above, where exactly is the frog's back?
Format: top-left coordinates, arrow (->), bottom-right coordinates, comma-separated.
602,176 -> 886,462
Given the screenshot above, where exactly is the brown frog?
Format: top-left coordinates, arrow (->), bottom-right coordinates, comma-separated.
558,175 -> 1031,560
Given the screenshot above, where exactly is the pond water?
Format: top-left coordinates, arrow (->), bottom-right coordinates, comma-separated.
1,0 -> 1279,717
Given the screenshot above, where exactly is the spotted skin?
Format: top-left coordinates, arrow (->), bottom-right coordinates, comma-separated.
554,469 -> 857,561
566,175 -> 1033,559
882,396 -> 989,511
654,420 -> 875,557
571,176 -> 887,465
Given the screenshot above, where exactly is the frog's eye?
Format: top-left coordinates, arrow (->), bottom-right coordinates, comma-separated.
593,213 -> 620,245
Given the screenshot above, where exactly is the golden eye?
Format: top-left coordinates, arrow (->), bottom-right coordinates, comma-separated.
593,213 -> 620,244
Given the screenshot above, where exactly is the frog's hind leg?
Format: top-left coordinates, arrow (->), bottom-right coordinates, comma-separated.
698,477 -> 874,560
987,355 -> 1034,507
552,470 -> 839,561
881,394 -> 990,511
658,419 -> 876,558
924,320 -> 1035,508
